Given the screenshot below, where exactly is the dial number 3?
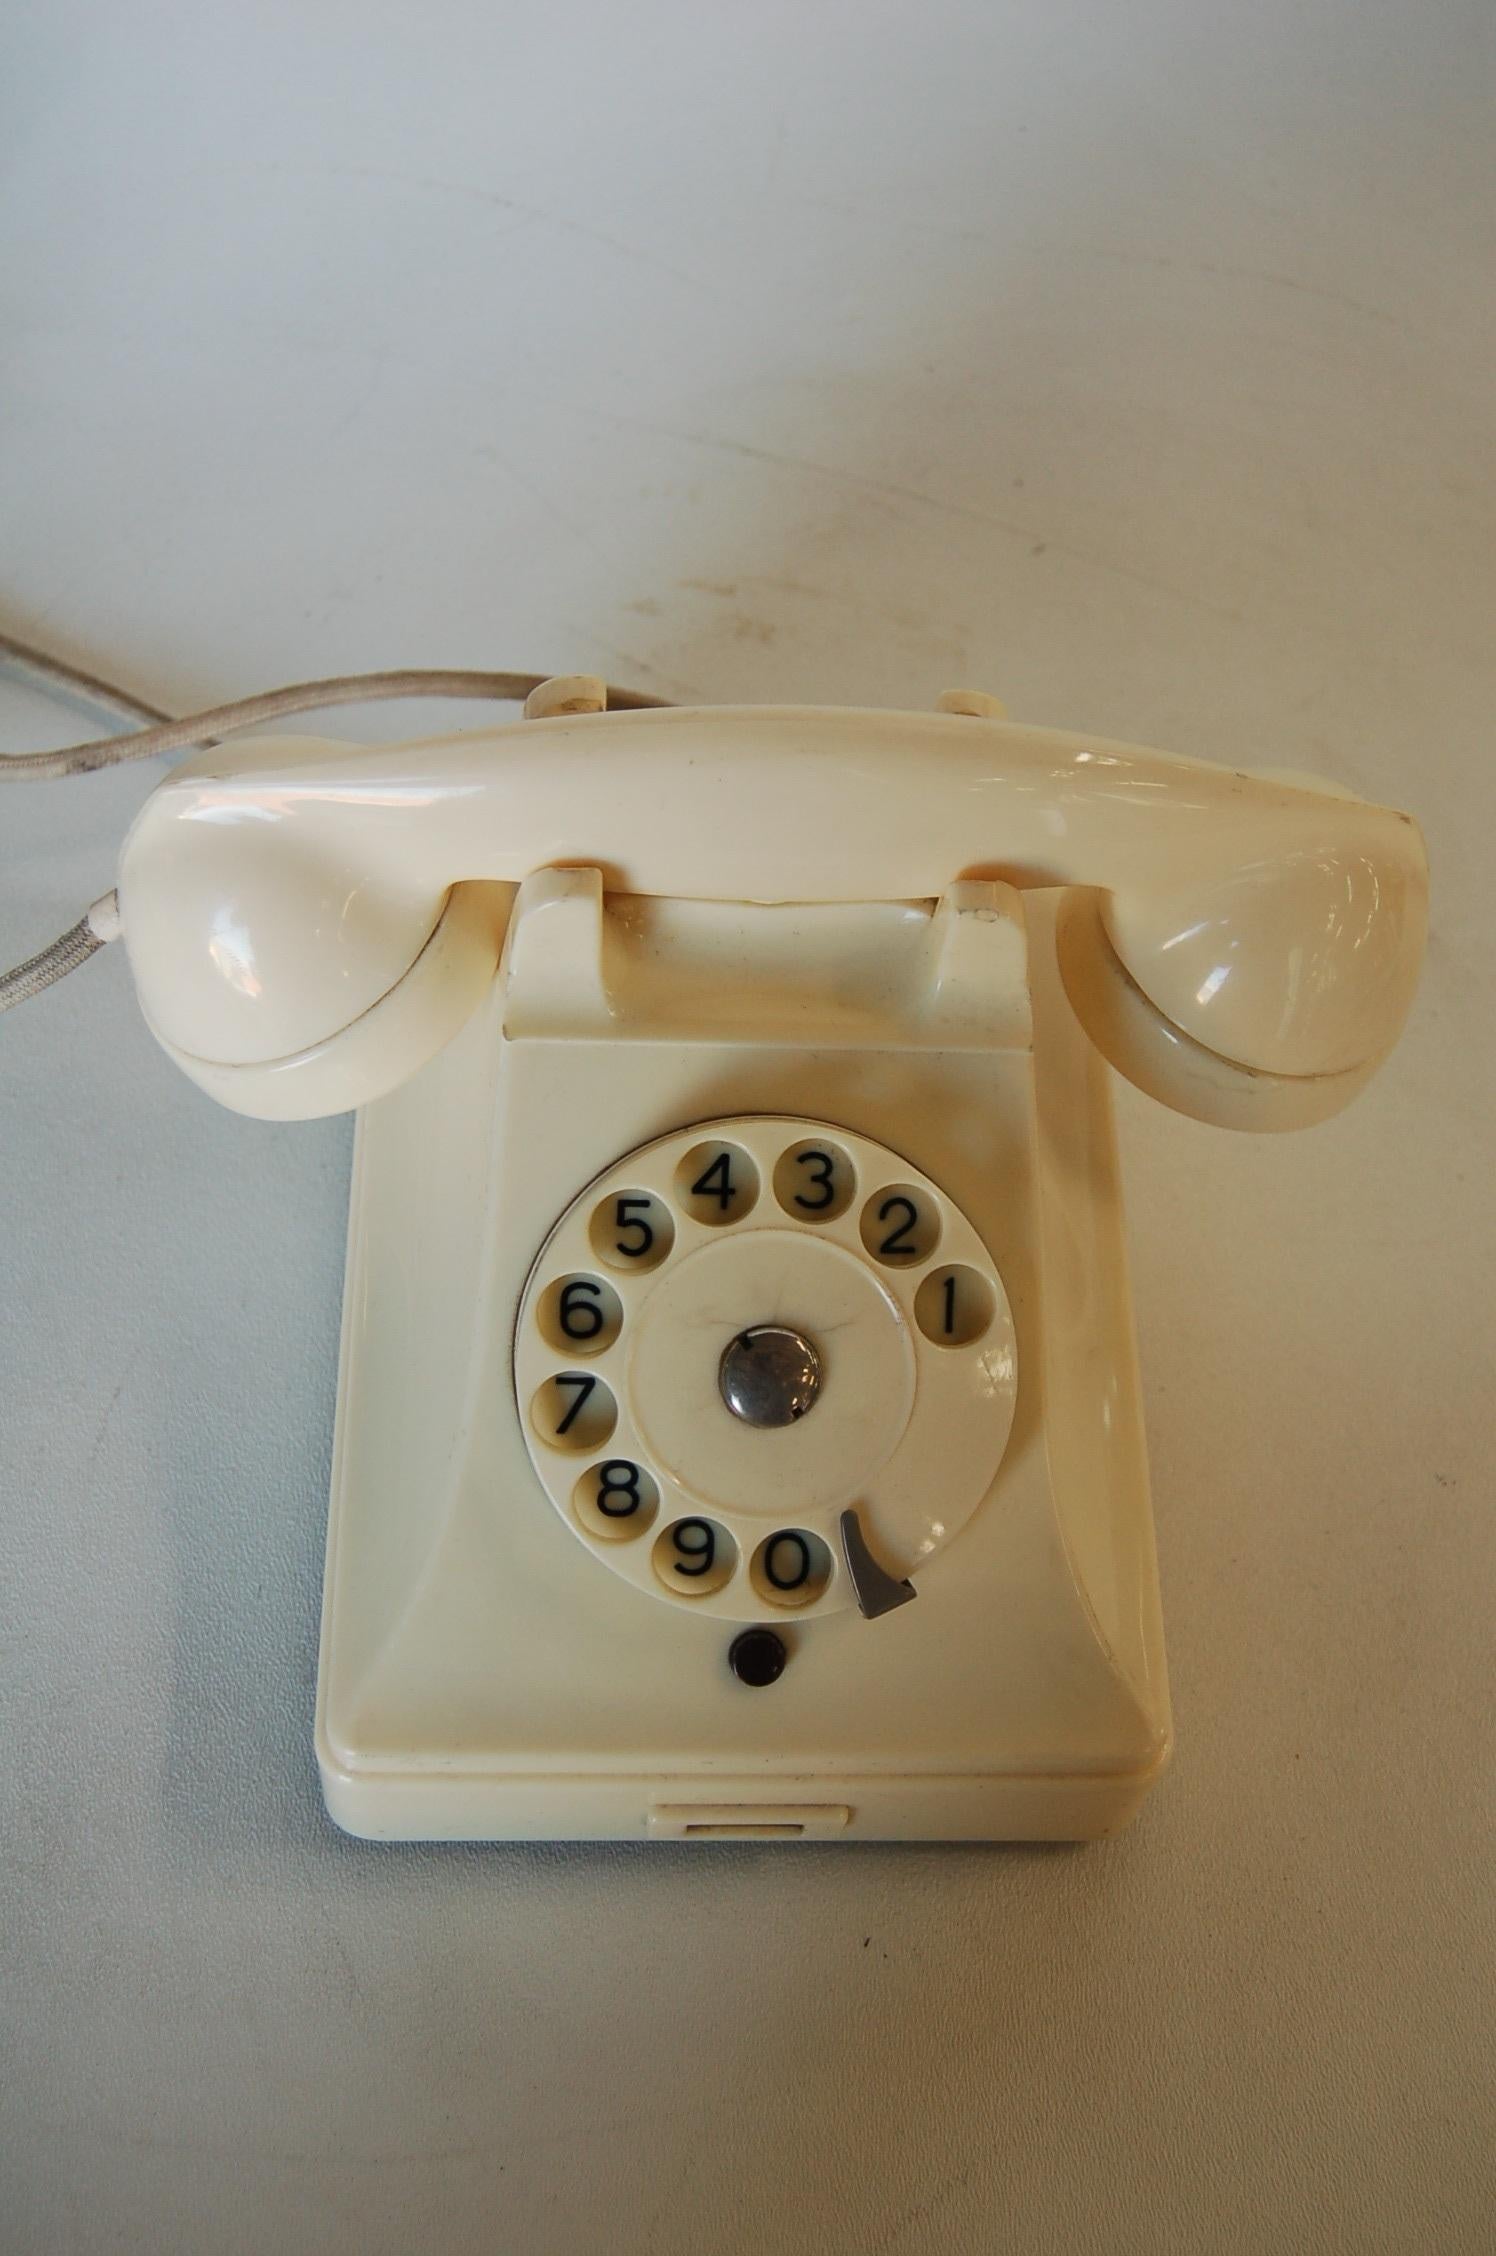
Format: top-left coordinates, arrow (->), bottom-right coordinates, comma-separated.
772,1138 -> 854,1222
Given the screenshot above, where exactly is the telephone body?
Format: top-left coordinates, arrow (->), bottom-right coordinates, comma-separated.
116,684 -> 1427,1841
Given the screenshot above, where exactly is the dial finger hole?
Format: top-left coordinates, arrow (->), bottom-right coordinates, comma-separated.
573,1458 -> 659,1541
859,1184 -> 941,1267
530,1373 -> 618,1453
772,1138 -> 856,1223
674,1140 -> 759,1227
915,1263 -> 997,1347
750,1528 -> 833,1609
588,1189 -> 675,1274
652,1516 -> 737,1597
537,1273 -> 623,1356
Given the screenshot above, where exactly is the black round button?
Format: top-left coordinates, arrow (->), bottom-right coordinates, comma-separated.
727,1627 -> 788,1687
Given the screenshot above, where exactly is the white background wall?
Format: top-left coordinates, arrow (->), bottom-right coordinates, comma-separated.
2,4 -> 1492,2250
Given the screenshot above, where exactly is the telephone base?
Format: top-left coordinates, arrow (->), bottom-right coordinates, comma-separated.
315,885 -> 1170,1844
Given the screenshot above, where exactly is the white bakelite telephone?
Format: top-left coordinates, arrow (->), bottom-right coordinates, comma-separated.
114,678 -> 1427,1842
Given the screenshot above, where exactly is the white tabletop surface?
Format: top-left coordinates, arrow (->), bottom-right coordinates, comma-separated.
3,5 -> 1491,2250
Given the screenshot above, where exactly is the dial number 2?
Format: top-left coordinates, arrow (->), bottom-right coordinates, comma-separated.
877,1196 -> 919,1257
860,1185 -> 940,1266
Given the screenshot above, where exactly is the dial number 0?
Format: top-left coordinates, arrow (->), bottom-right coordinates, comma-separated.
751,1527 -> 833,1608
764,1531 -> 812,1588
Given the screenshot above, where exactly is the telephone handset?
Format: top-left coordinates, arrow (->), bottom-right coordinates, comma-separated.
116,685 -> 1426,1841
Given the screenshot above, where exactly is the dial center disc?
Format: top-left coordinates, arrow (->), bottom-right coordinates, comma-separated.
625,1229 -> 914,1520
719,1325 -> 823,1428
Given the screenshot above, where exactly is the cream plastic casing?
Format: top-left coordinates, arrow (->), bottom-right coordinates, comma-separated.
109,690 -> 1426,1841
315,871 -> 1171,1841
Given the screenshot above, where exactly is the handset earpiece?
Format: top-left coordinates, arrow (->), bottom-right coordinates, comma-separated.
1053,889 -> 1384,1131
116,735 -> 514,1118
1053,751 -> 1426,1128
141,879 -> 510,1121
